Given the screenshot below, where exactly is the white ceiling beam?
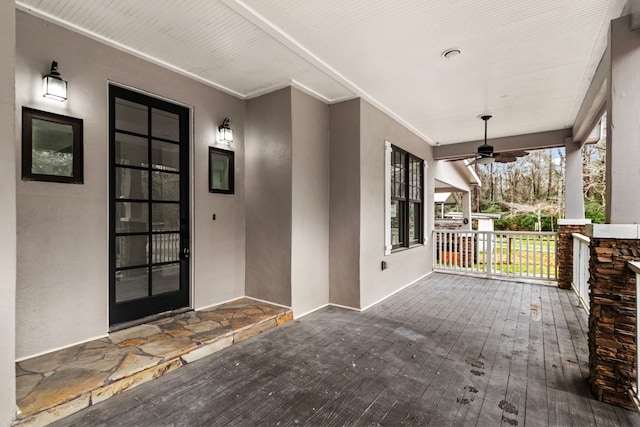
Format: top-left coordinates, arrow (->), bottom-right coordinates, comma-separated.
432,128 -> 572,161
572,49 -> 609,144
629,0 -> 640,29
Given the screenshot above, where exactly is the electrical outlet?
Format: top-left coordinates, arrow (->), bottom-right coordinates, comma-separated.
381,261 -> 387,270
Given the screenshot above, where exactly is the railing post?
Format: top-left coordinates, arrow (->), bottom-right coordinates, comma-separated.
486,231 -> 492,278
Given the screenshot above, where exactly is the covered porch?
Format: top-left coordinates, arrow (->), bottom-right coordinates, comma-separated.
49,273 -> 640,426
3,1 -> 640,425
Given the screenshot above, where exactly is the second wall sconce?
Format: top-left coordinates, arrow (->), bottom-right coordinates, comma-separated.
218,117 -> 233,144
43,61 -> 67,102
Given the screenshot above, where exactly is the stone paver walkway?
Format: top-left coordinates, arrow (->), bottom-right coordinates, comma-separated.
14,298 -> 292,426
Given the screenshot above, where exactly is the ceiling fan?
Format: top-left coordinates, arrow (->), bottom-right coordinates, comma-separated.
450,115 -> 528,165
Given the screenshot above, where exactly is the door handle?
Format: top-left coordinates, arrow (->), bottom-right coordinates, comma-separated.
181,247 -> 190,259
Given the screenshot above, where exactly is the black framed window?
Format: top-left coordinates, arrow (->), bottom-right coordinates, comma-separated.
391,145 -> 423,249
21,107 -> 83,184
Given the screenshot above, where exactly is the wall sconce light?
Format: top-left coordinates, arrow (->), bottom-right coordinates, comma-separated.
218,117 -> 233,144
43,61 -> 67,102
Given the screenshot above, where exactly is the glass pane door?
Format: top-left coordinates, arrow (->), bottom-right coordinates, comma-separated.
109,85 -> 189,325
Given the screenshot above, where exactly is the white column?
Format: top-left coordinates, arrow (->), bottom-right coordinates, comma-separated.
0,2 -> 16,426
461,191 -> 472,230
564,137 -> 585,219
606,15 -> 640,224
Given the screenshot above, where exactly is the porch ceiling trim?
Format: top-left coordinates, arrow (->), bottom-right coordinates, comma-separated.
432,128 -> 572,161
14,1 -> 246,99
221,0 -> 434,145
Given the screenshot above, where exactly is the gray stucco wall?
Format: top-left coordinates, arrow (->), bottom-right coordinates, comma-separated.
1,3 -> 16,424
359,101 -> 432,309
245,88 -> 293,306
329,100 -> 361,308
15,12 -> 246,359
291,88 -> 330,316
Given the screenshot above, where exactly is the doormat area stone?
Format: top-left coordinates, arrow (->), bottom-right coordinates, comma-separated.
14,298 -> 293,426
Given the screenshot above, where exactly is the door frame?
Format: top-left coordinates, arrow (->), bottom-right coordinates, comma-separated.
108,82 -> 193,326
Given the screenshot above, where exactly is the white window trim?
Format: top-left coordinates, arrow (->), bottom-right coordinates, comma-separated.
384,141 -> 392,255
423,161 -> 428,245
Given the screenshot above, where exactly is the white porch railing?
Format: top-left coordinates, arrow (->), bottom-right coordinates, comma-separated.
629,261 -> 640,410
433,230 -> 557,280
572,233 -> 591,314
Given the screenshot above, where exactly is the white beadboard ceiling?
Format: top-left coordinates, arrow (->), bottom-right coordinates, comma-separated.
16,0 -> 625,144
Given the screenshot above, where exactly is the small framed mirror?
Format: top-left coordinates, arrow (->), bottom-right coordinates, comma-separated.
22,107 -> 83,184
209,147 -> 234,194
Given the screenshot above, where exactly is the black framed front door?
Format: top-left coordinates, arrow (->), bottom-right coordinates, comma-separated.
109,85 -> 190,325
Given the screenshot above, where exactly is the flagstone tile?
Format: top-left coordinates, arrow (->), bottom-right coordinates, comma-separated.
17,393 -> 90,427
16,374 -> 42,401
191,328 -> 233,345
83,338 -> 112,349
182,336 -> 234,364
109,324 -> 162,344
234,319 -> 277,343
18,345 -> 81,374
116,338 -> 148,348
62,353 -> 123,372
184,320 -> 221,334
109,353 -> 161,381
229,316 -> 256,331
276,311 -> 294,325
197,311 -> 228,322
149,317 -> 175,326
14,298 -> 292,425
77,344 -> 119,360
16,364 -> 33,377
164,328 -> 194,338
139,337 -> 197,360
147,333 -> 172,342
91,359 -> 182,405
17,369 -> 107,416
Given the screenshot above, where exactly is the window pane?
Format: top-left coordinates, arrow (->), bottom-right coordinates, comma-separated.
152,233 -> 180,263
115,267 -> 148,302
115,235 -> 148,268
391,200 -> 405,246
115,202 -> 149,233
115,98 -> 148,135
115,133 -> 148,167
152,140 -> 180,172
31,118 -> 74,177
152,264 -> 180,295
115,167 -> 149,200
409,202 -> 421,243
210,152 -> 230,191
152,109 -> 179,142
152,203 -> 180,232
152,172 -> 180,201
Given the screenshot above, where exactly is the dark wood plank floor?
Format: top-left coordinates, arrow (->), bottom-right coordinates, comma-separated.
52,273 -> 640,426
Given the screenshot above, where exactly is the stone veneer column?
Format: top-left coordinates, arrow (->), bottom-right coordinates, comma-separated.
556,219 -> 591,289
587,224 -> 640,409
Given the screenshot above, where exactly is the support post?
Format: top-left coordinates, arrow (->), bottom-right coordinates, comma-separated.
0,3 -> 16,425
606,15 -> 640,224
461,191 -> 472,231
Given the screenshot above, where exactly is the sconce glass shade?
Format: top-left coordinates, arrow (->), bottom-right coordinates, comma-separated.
43,61 -> 67,102
218,117 -> 233,144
